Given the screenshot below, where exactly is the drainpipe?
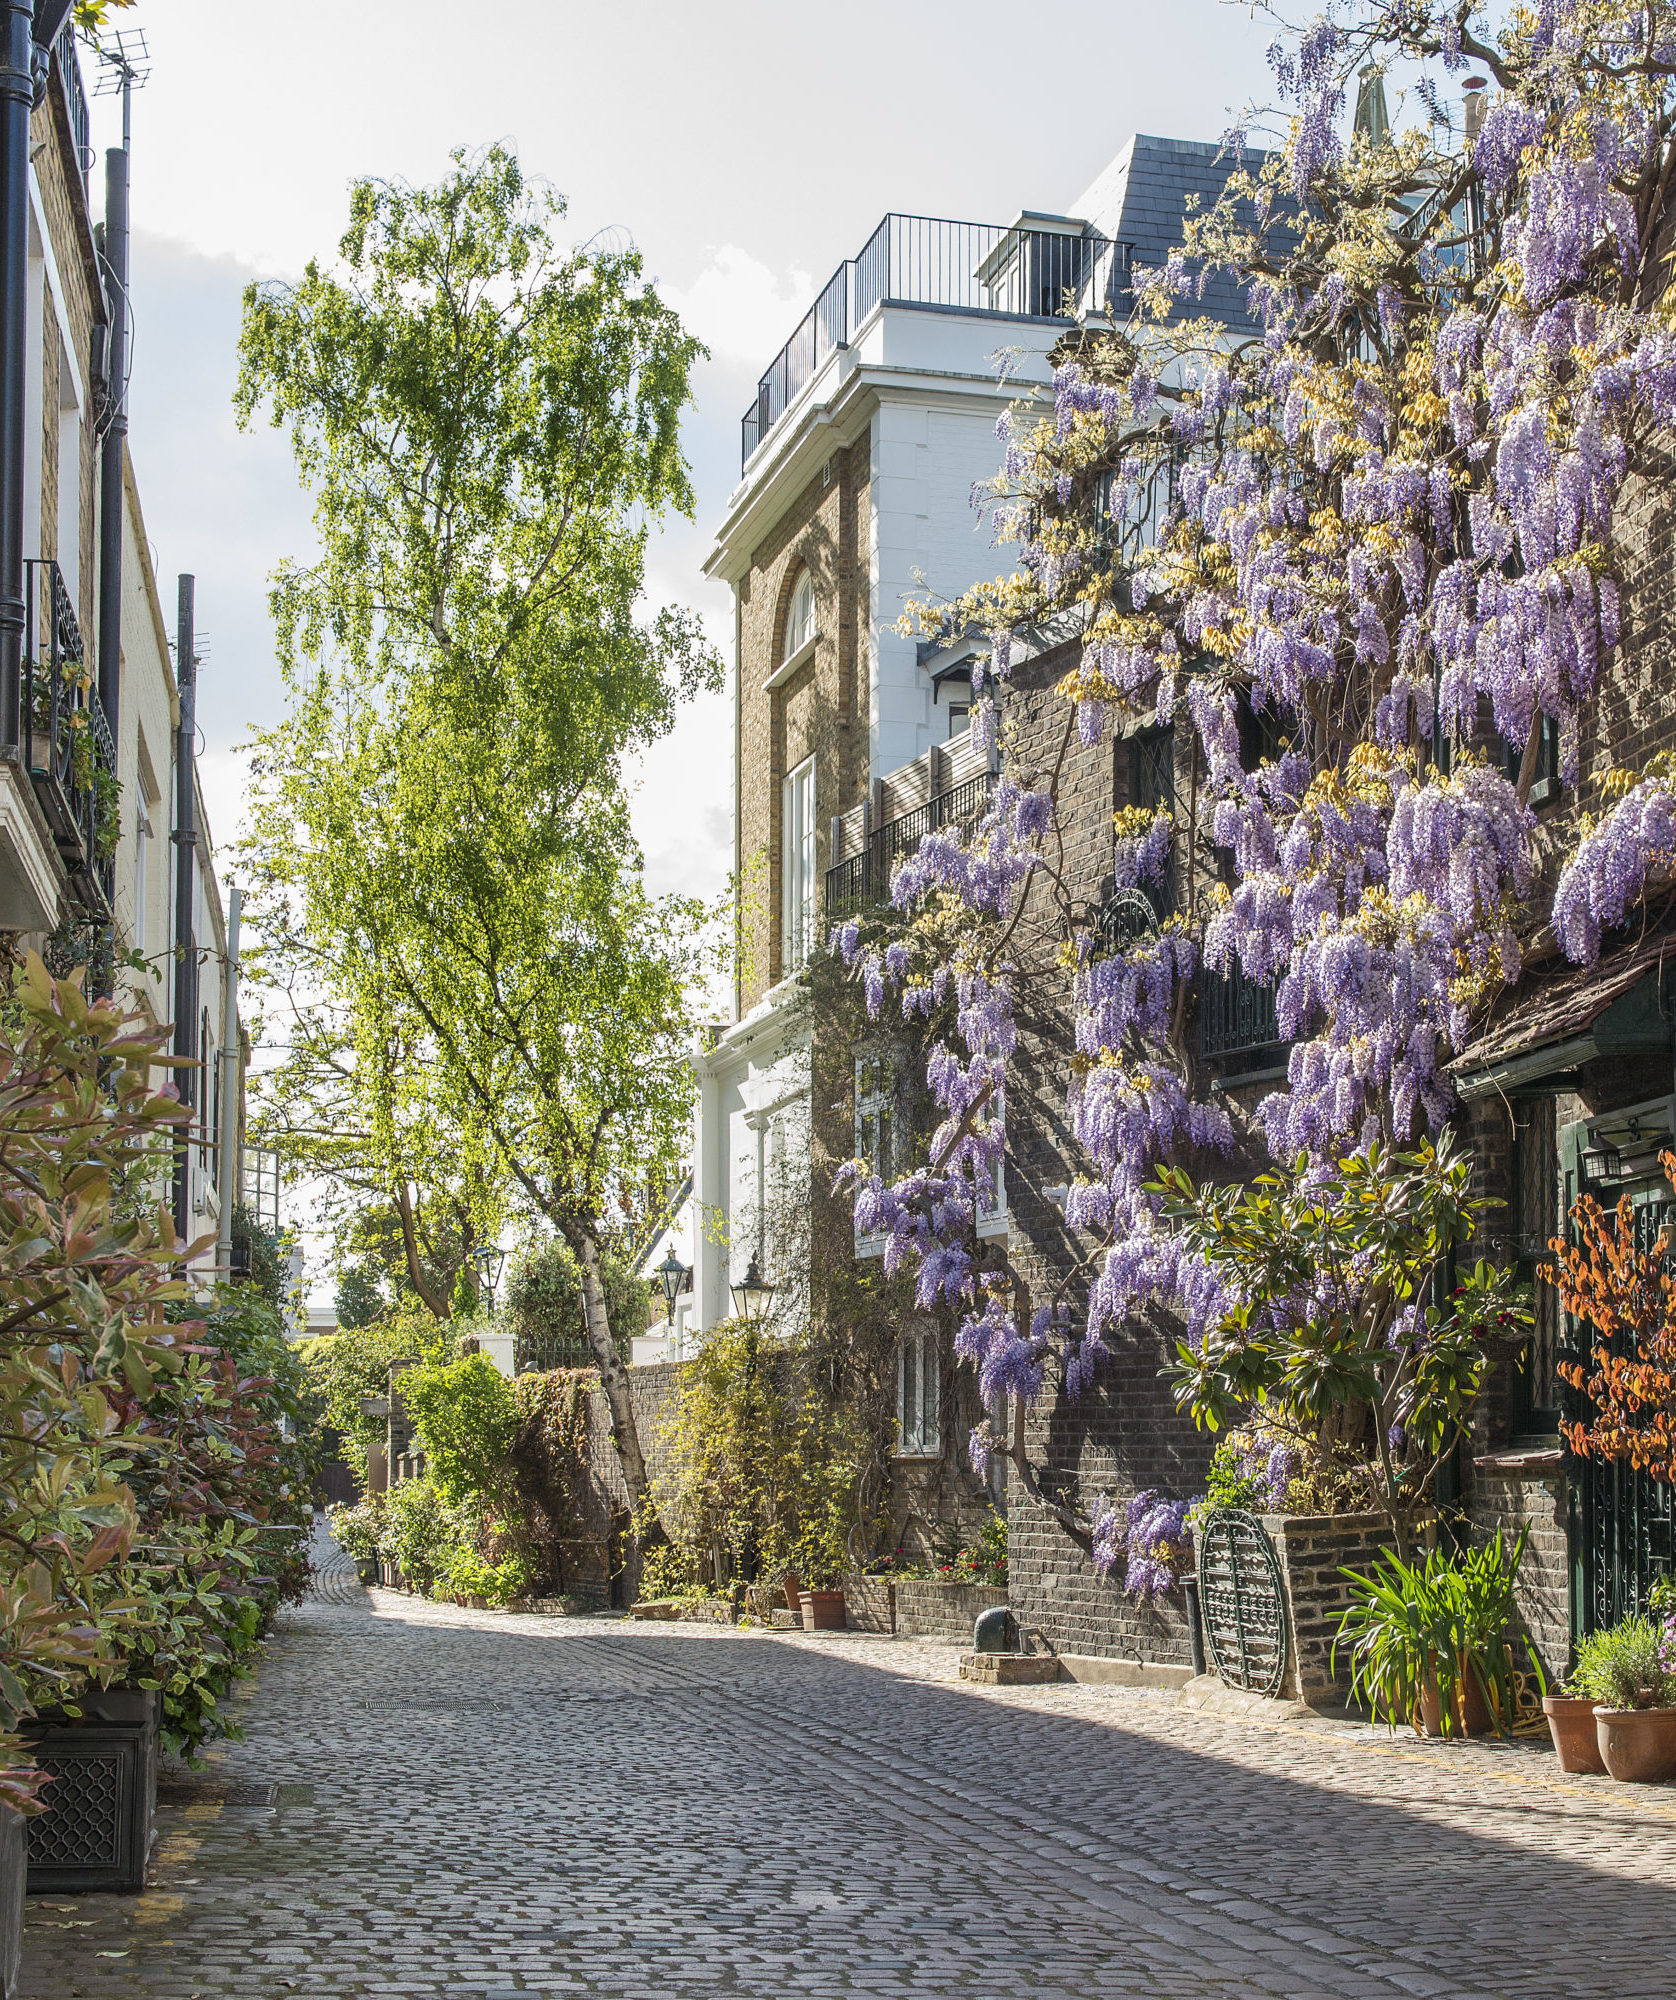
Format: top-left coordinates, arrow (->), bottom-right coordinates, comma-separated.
170,573 -> 197,1246
213,882 -> 241,1280
96,121 -> 127,726
0,5 -> 68,749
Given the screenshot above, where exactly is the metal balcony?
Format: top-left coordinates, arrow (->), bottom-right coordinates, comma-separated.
825,769 -> 998,917
24,559 -> 116,919
742,215 -> 1132,469
1199,963 -> 1285,1076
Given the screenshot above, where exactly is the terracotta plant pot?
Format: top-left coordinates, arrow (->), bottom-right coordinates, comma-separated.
1543,1696 -> 1608,1774
783,1572 -> 804,1614
1415,1658 -> 1494,1739
1594,1706 -> 1676,1784
800,1589 -> 846,1632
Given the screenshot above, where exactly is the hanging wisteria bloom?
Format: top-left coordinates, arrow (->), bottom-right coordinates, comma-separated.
832,0 -> 1676,1589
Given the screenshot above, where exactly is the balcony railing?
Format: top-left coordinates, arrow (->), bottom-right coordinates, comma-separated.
52,22 -> 93,189
1199,964 -> 1284,1073
825,769 -> 998,917
24,559 -> 116,918
742,215 -> 1132,469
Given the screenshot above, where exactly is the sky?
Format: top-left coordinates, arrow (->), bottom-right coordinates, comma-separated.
80,0 -> 1283,1292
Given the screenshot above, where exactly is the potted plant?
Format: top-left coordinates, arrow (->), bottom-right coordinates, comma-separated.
1569,1614 -> 1676,1783
793,1515 -> 850,1633
1335,1528 -> 1540,1739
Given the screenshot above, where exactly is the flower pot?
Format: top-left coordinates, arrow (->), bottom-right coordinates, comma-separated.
800,1589 -> 846,1632
782,1572 -> 804,1614
1594,1706 -> 1676,1784
1543,1695 -> 1608,1774
1415,1657 -> 1493,1738
23,1689 -> 160,1893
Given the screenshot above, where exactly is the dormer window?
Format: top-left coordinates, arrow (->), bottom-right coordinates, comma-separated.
785,568 -> 815,662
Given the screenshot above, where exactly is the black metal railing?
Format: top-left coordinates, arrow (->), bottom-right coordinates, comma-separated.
1199,963 -> 1284,1070
825,769 -> 998,917
742,215 -> 1132,469
23,559 -> 117,917
52,22 -> 93,187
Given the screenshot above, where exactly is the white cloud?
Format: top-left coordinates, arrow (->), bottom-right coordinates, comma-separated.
663,244 -> 816,374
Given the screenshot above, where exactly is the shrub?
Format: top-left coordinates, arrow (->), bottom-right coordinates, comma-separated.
402,1353 -> 519,1505
383,1480 -> 464,1593
328,1495 -> 390,1566
1571,1616 -> 1676,1710
301,1304 -> 455,1486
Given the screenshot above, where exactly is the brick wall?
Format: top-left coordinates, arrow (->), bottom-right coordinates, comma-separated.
737,440 -> 870,1013
1259,1514 -> 1393,1704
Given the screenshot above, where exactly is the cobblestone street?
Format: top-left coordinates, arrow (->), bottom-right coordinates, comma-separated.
20,1536 -> 1676,2000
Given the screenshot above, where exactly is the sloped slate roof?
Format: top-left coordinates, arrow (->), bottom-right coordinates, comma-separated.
1072,134 -> 1268,334
1450,928 -> 1676,1077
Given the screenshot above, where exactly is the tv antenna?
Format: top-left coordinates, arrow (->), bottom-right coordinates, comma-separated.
89,27 -> 150,147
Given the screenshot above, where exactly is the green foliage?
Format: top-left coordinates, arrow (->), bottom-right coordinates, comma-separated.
1334,1527 -> 1540,1739
401,1353 -> 519,1506
1158,1135 -> 1530,1556
0,956 -> 198,1810
236,143 -> 724,1507
327,1494 -> 389,1566
300,1304 -> 454,1485
333,1261 -> 386,1331
653,1317 -> 870,1589
439,1546 -> 533,1606
229,1203 -> 287,1310
383,1480 -> 458,1595
1571,1617 -> 1676,1710
504,1234 -> 648,1372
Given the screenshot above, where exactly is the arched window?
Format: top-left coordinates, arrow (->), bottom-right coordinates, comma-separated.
784,568 -> 815,661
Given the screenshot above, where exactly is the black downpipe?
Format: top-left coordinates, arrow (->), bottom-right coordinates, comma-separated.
170,574 -> 197,1246
0,4 -> 39,751
96,140 -> 127,726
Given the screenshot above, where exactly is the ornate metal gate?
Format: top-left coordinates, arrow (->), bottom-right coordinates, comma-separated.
1197,1510 -> 1287,1696
1562,1120 -> 1676,1642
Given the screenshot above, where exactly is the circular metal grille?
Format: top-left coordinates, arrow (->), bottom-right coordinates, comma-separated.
1197,1509 -> 1287,1696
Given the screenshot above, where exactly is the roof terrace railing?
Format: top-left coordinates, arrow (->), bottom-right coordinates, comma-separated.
742,216 -> 1131,471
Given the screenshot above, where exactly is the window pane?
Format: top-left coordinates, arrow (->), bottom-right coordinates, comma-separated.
900,1338 -> 917,1449
921,1334 -> 940,1453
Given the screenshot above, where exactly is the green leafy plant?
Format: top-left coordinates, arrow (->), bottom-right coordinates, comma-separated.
401,1353 -> 519,1507
1570,1617 -> 1676,1710
1158,1136 -> 1531,1561
1334,1526 -> 1540,1738
328,1495 -> 390,1567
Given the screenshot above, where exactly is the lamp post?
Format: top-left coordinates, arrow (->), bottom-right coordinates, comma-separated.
655,1245 -> 688,1327
472,1243 -> 505,1312
729,1253 -> 775,1326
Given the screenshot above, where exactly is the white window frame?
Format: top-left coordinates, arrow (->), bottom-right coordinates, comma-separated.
946,703 -> 970,740
781,755 -> 817,974
896,1327 -> 940,1459
132,806 -> 151,956
853,1051 -> 897,1259
975,1088 -> 1009,1240
785,568 -> 816,662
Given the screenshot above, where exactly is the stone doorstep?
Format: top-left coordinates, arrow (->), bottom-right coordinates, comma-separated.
1057,1655 -> 1196,1692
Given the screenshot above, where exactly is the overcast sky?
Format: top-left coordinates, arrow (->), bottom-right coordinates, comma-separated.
83,0 -> 1282,1296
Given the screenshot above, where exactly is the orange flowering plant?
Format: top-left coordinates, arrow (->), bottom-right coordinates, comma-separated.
1547,1153 -> 1676,1484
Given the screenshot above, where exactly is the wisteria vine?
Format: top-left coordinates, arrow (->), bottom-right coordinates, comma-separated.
836,1 -> 1676,1590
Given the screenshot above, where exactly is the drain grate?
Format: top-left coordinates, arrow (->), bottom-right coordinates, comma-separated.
156,1780 -> 315,1808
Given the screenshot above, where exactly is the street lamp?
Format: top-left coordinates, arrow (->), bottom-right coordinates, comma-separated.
473,1243 -> 505,1310
655,1244 -> 688,1326
729,1253 -> 775,1325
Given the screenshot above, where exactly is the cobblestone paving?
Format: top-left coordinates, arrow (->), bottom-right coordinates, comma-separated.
20,1528 -> 1676,1999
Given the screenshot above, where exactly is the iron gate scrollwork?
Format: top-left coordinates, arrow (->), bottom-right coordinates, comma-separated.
1564,1169 -> 1676,1642
1196,1509 -> 1287,1696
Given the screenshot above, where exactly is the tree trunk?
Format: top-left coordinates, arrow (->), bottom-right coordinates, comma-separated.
570,1224 -> 652,1510
394,1182 -> 449,1319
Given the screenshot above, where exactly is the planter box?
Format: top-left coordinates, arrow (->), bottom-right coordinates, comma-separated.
0,1807 -> 23,2000
1194,1512 -> 1393,1706
24,1689 -> 159,1894
960,1652 -> 1062,1685
628,1598 -> 732,1624
800,1589 -> 847,1631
